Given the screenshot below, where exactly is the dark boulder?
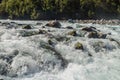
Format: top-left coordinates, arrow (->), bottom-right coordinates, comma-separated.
82,27 -> 96,32
66,26 -> 73,29
22,25 -> 32,29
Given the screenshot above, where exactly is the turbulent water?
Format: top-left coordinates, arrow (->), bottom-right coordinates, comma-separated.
0,20 -> 120,80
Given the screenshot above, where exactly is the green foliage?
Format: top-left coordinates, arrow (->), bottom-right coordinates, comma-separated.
0,0 -> 119,19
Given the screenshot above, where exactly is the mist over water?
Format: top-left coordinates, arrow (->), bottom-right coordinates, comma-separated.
0,20 -> 120,80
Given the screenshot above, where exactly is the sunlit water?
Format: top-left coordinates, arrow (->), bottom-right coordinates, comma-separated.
0,20 -> 120,80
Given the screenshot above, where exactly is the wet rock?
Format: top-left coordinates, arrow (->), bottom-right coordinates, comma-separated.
77,30 -> 87,37
88,32 -> 97,38
55,36 -> 69,42
66,26 -> 73,29
22,25 -> 32,29
45,21 -> 61,28
99,33 -> 107,39
39,29 -> 47,34
67,30 -> 77,36
48,39 -> 53,45
1,22 -> 10,26
88,53 -> 92,57
42,26 -> 45,28
74,42 -> 84,50
88,32 -> 107,39
82,27 -> 96,32
20,30 -> 40,37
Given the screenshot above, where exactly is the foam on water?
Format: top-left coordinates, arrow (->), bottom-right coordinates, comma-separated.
0,20 -> 120,80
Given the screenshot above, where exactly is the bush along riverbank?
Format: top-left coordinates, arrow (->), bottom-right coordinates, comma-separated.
0,0 -> 120,20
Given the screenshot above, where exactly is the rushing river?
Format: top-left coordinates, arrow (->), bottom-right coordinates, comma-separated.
0,20 -> 120,80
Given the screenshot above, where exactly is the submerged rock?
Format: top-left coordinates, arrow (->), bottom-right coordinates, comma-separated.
45,21 -> 61,28
74,42 -> 84,50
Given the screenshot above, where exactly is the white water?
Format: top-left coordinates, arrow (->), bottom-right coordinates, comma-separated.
0,20 -> 120,80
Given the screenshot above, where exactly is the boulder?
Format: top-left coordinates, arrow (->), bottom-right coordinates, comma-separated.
45,21 -> 61,28
67,30 -> 77,36
22,25 -> 32,29
88,32 -> 99,38
88,32 -> 107,39
82,27 -> 96,32
74,42 -> 84,50
66,26 -> 73,29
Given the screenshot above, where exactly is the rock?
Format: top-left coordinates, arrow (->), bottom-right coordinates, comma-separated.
39,29 -> 47,34
67,30 -> 77,36
45,21 -> 61,28
22,25 -> 32,29
88,32 -> 107,39
66,26 -> 73,29
20,30 -> 39,37
1,22 -> 10,26
48,39 -> 54,45
74,42 -> 84,50
42,26 -> 45,28
77,30 -> 87,37
82,27 -> 96,32
99,33 -> 107,39
88,32 -> 98,38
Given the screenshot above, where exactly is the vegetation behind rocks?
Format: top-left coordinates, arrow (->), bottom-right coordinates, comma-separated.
0,0 -> 120,20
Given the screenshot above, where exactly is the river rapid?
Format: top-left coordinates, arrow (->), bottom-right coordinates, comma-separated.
0,20 -> 120,80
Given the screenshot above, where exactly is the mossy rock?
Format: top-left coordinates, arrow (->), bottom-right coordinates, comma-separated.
74,42 -> 84,50
22,25 -> 32,29
67,30 -> 77,36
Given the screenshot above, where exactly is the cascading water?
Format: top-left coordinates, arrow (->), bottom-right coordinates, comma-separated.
0,20 -> 120,80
